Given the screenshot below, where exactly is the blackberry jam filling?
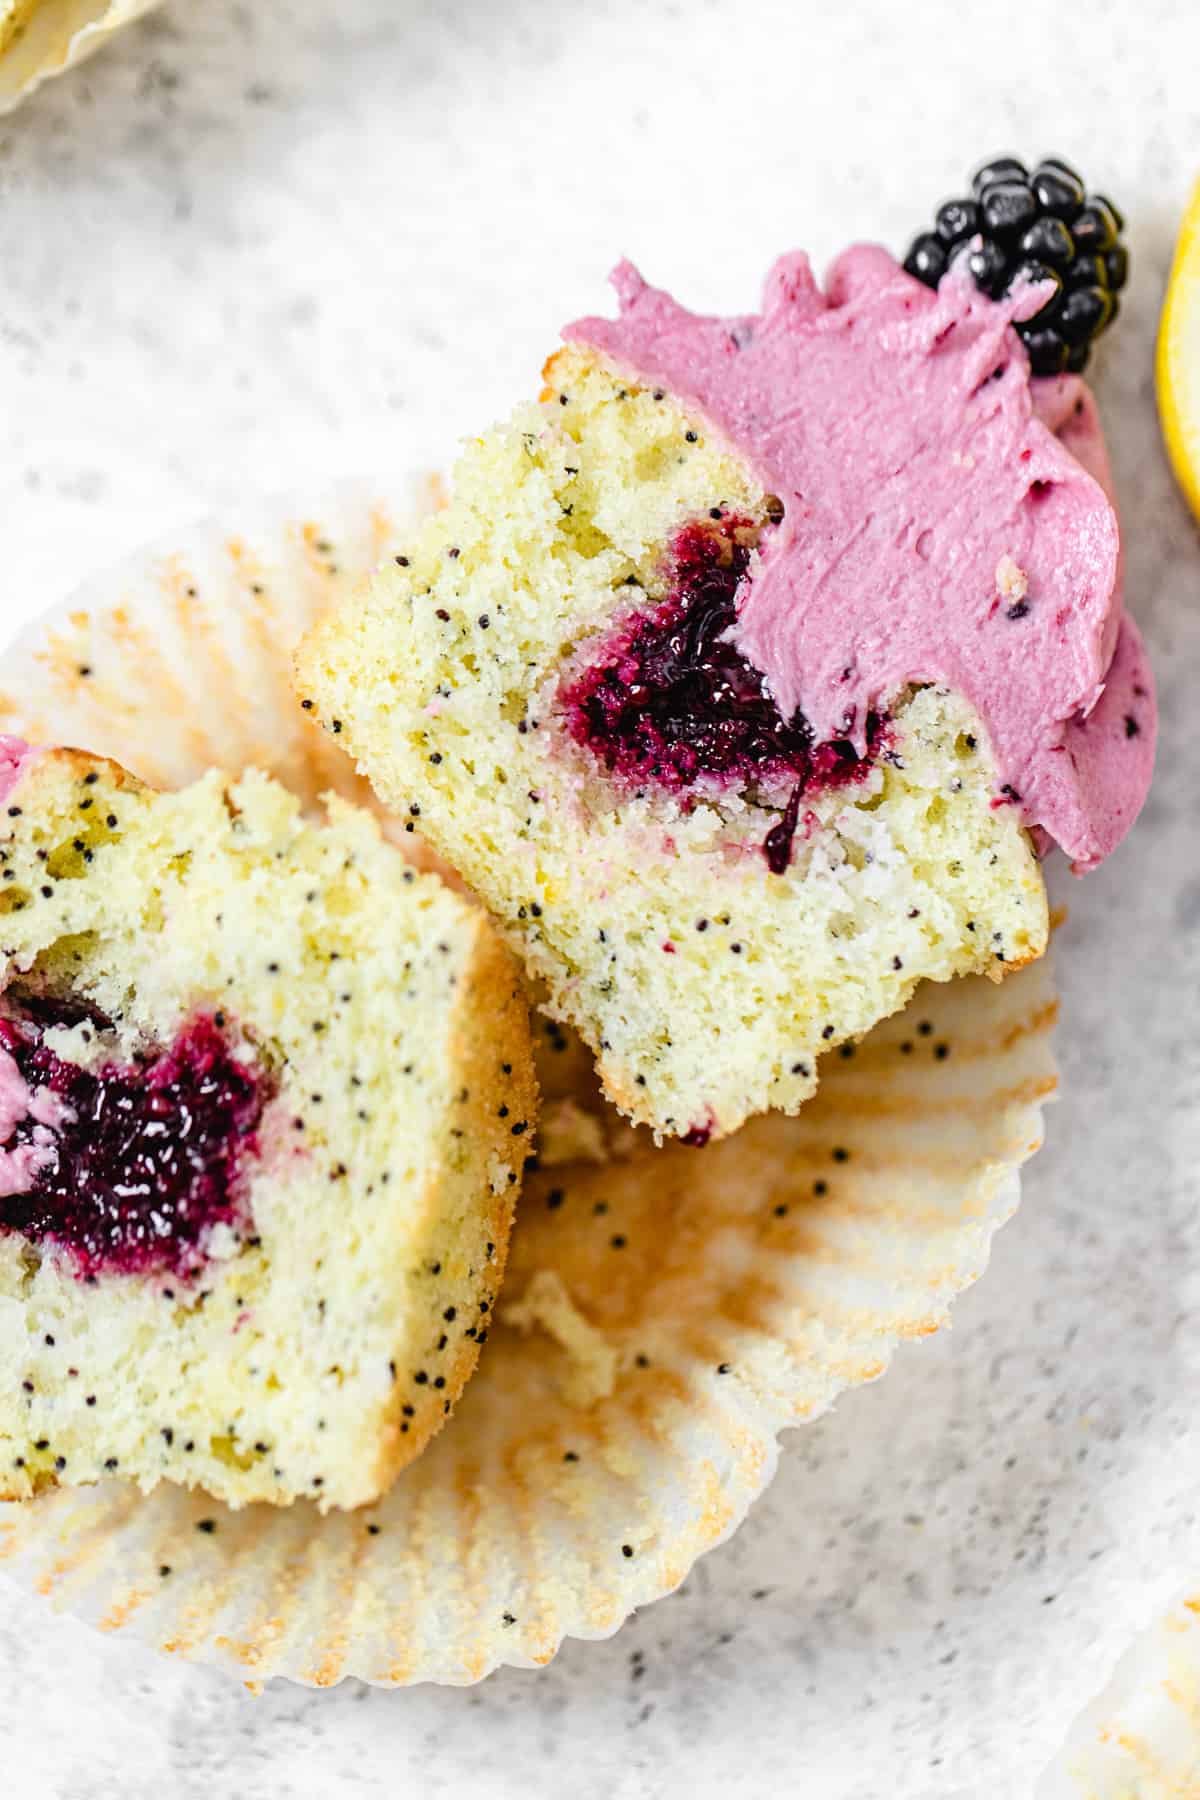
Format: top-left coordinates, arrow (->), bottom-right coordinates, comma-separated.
0,1004 -> 270,1281
560,516 -> 883,869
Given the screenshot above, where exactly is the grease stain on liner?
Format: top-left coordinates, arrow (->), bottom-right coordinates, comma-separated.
0,484 -> 1057,1688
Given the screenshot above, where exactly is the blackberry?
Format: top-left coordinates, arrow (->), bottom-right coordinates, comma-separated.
902,154 -> 1128,375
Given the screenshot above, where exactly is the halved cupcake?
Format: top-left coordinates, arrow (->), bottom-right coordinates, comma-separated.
0,740 -> 535,1510
297,200 -> 1154,1143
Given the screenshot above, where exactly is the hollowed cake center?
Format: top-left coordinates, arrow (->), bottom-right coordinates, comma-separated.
560,515 -> 884,870
0,1003 -> 269,1281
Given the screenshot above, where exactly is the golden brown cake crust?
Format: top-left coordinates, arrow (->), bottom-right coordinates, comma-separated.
359,915 -> 537,1501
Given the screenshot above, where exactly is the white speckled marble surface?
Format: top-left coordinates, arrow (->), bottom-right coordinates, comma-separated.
1,4 -> 1199,1795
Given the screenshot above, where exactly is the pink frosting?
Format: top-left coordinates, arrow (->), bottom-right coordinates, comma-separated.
0,1044 -> 68,1198
0,736 -> 39,808
565,246 -> 1156,870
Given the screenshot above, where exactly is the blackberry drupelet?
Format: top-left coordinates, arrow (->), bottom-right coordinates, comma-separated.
902,155 -> 1128,375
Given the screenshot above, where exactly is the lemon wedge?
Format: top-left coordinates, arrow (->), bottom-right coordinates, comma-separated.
1158,175 -> 1200,523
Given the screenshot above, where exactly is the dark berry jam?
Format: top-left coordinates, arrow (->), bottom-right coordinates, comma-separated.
0,1005 -> 269,1281
559,516 -> 883,870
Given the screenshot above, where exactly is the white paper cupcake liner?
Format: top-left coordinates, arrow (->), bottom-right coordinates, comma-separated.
0,485 -> 1058,1687
1039,1585 -> 1200,1798
0,0 -> 159,114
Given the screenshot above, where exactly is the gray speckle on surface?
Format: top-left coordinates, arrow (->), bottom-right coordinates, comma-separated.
2,2 -> 1200,1796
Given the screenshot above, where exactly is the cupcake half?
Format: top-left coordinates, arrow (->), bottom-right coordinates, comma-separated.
296,247 -> 1153,1142
0,740 -> 535,1511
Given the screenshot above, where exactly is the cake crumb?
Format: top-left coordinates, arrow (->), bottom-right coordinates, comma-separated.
538,1099 -> 610,1167
502,1269 -> 617,1406
995,554 -> 1028,605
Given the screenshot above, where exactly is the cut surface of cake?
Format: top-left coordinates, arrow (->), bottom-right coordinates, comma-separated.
0,738 -> 535,1510
296,245 -> 1155,1143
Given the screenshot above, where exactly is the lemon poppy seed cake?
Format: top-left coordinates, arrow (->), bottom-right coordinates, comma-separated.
296,235 -> 1154,1143
0,739 -> 535,1511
